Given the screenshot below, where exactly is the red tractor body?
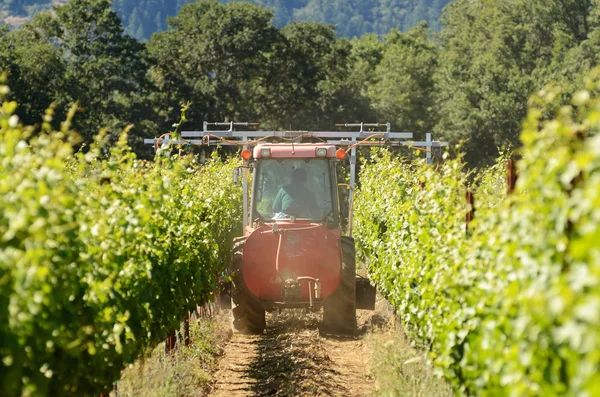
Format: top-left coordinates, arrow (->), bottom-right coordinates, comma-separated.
227,143 -> 363,334
242,221 -> 342,306
240,144 -> 345,310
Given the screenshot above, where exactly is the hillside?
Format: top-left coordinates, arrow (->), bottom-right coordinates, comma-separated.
1,0 -> 451,40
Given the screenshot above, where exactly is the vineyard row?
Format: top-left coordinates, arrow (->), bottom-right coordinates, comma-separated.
354,75 -> 600,396
0,96 -> 242,396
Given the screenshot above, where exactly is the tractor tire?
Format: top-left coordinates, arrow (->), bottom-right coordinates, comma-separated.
322,236 -> 357,335
230,237 -> 266,334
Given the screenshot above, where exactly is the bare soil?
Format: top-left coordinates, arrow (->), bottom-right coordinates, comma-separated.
115,296 -> 449,397
209,309 -> 379,396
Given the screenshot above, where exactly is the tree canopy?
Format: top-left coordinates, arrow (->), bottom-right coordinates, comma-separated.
1,0 -> 156,152
434,0 -> 599,164
1,0 -> 600,165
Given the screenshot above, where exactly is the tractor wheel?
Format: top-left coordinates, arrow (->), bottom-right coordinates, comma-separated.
323,236 -> 357,335
230,237 -> 266,334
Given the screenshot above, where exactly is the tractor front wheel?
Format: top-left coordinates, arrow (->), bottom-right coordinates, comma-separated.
322,236 -> 357,335
230,237 -> 266,334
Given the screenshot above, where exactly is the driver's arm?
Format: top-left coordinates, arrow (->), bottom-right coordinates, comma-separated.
272,188 -> 284,213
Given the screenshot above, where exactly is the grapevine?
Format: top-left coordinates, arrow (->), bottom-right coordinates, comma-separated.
0,87 -> 242,396
354,71 -> 600,395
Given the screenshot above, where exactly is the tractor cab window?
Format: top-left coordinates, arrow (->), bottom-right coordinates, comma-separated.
254,159 -> 332,221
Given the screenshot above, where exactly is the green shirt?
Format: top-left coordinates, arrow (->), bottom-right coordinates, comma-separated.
272,184 -> 320,219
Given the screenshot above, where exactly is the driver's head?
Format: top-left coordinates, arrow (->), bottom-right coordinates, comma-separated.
291,168 -> 307,184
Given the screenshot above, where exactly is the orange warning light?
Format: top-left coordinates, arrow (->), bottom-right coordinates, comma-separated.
241,149 -> 252,160
335,149 -> 347,159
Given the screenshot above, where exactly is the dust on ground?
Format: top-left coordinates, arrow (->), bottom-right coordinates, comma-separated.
209,308 -> 381,397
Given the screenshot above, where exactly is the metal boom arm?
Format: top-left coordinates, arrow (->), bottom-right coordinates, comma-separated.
145,122 -> 448,235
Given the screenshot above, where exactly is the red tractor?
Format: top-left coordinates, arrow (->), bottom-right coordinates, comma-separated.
231,143 -> 361,335
146,122 -> 446,335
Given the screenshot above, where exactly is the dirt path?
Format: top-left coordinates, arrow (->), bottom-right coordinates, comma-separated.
210,310 -> 377,396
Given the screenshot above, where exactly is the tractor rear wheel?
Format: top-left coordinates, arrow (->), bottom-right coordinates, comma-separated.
230,237 -> 266,334
322,236 -> 357,335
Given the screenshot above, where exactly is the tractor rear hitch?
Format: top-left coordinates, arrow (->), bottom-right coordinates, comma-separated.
297,276 -> 321,308
282,279 -> 302,301
275,276 -> 322,311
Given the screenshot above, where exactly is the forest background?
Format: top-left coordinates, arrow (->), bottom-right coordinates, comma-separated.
2,0 -> 450,40
1,0 -> 599,165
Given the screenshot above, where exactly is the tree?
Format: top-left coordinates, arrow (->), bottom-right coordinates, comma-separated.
148,0 -> 279,130
29,0 -> 157,149
434,0 -> 596,165
0,23 -> 66,127
368,22 -> 437,135
266,21 -> 368,129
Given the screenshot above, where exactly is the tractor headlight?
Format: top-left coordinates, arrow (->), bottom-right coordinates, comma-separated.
260,148 -> 271,157
316,147 -> 328,157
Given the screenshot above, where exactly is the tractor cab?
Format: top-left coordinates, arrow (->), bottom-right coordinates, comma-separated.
250,144 -> 340,228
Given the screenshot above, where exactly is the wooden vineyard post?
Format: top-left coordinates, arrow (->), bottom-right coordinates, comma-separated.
165,330 -> 176,355
507,159 -> 518,195
184,313 -> 191,347
466,188 -> 475,233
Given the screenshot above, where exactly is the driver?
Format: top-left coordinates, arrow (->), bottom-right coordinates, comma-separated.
272,168 -> 320,219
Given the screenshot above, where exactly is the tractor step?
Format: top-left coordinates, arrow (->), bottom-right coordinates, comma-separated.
356,277 -> 376,310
